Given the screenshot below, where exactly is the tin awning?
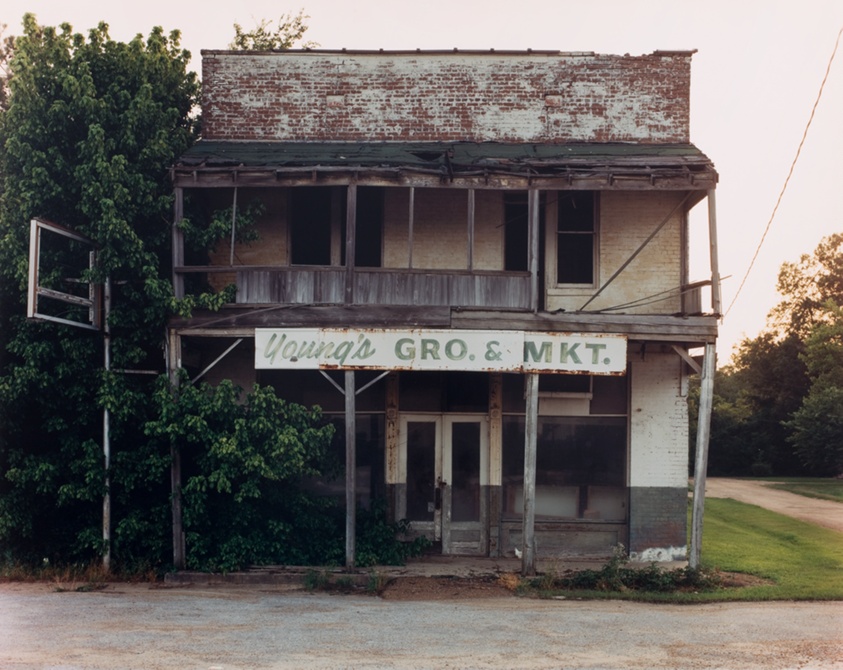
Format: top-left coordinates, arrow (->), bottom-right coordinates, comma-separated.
172,141 -> 718,190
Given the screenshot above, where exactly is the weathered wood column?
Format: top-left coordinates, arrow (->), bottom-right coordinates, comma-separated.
172,188 -> 184,299
528,189 -> 540,313
167,329 -> 185,569
690,341 -> 716,568
345,370 -> 357,569
707,189 -> 722,315
345,184 -> 357,304
522,373 -> 539,576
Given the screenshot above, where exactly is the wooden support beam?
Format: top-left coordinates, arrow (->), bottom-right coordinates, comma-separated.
408,187 -> 415,269
345,185 -> 357,304
521,373 -> 539,576
173,188 -> 185,299
345,370 -> 357,569
528,189 -> 540,313
229,187 -> 238,266
167,330 -> 185,570
707,189 -> 722,315
102,277 -> 112,573
467,189 -> 475,270
671,344 -> 702,375
330,188 -> 343,267
690,341 -> 716,569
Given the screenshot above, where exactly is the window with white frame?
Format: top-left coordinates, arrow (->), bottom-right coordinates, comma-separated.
555,191 -> 597,285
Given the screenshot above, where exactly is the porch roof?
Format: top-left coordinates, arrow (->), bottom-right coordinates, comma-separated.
172,141 -> 718,190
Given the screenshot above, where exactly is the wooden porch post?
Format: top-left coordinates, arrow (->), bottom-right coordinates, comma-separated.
345,184 -> 357,305
467,189 -> 475,270
172,188 -> 185,300
707,189 -> 722,315
690,341 -> 716,569
345,370 -> 357,569
528,189 -> 540,313
522,373 -> 539,576
167,329 -> 185,569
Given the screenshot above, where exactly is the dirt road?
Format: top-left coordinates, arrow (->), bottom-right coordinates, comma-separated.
1,582 -> 841,669
704,477 -> 843,533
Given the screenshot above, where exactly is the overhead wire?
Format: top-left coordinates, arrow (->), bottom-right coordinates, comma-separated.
725,25 -> 843,318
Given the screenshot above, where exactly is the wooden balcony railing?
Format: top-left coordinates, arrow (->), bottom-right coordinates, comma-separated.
176,266 -> 533,310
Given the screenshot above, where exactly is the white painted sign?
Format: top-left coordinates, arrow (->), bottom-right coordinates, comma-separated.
255,329 -> 626,374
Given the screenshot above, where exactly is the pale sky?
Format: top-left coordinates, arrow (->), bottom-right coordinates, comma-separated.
4,0 -> 843,363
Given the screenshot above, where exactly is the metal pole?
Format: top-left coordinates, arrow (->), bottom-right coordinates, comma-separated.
690,341 -> 716,568
345,370 -> 356,569
522,373 -> 539,576
102,276 -> 112,572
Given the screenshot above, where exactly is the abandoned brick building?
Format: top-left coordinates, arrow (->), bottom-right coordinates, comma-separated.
167,48 -> 720,571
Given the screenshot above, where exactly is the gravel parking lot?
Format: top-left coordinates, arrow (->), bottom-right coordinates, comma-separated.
1,581 -> 841,669
3,480 -> 841,670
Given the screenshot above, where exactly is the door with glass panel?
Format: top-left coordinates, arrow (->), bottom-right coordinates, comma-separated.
400,415 -> 488,555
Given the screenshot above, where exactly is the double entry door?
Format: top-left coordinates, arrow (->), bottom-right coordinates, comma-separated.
399,415 -> 489,555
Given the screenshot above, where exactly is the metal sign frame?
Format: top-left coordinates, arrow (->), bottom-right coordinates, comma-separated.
27,218 -> 101,331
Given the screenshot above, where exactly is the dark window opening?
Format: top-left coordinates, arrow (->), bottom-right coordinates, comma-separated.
504,193 -> 529,272
355,187 -> 383,268
398,371 -> 489,413
504,192 -> 545,273
502,416 -> 627,521
291,187 -> 333,265
557,192 -> 595,284
539,374 -> 591,394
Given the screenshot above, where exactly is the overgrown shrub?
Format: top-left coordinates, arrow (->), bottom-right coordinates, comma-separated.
533,544 -> 723,594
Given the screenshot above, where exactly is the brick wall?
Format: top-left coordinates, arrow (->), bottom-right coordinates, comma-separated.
545,191 -> 684,314
628,487 -> 687,559
201,51 -> 692,144
629,351 -> 688,488
627,351 -> 689,559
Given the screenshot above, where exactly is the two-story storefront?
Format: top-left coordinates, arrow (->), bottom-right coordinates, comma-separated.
167,49 -> 720,572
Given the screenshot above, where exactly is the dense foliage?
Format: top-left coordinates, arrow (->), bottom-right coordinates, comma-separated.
0,16 -> 429,573
698,233 -> 843,476
0,16 -> 199,568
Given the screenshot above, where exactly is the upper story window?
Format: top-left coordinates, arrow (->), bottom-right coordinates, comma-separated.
290,187 -> 333,265
556,192 -> 597,285
289,186 -> 383,267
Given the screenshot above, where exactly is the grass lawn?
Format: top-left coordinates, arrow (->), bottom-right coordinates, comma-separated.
696,497 -> 843,601
762,477 -> 843,503
527,497 -> 843,602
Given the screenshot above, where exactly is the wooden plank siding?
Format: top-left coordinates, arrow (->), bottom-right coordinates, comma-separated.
230,267 -> 532,309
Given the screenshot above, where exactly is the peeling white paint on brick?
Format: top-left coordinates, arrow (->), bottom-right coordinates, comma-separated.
630,352 -> 689,488
201,51 -> 692,144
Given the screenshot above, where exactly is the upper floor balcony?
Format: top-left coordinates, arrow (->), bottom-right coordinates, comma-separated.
170,142 -> 720,323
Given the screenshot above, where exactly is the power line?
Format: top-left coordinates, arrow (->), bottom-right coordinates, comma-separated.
725,25 -> 843,318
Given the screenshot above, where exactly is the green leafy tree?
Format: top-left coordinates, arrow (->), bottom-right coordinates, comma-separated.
706,234 -> 843,476
0,15 -> 199,567
689,368 -> 758,476
0,23 -> 13,109
146,379 -> 338,571
770,233 -> 843,338
229,10 -> 317,51
785,302 -> 843,475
